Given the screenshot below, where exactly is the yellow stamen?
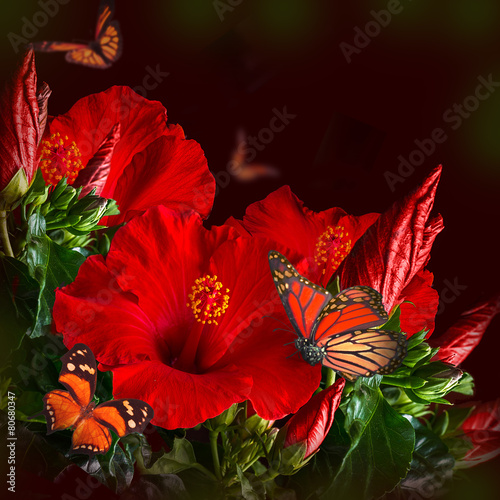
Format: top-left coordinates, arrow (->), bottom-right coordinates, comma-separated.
187,274 -> 230,325
314,225 -> 352,274
39,132 -> 83,186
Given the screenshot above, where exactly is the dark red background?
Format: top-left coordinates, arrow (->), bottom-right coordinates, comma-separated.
1,1 -> 499,497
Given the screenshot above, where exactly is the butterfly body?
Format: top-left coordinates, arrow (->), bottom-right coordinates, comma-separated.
269,251 -> 407,378
294,337 -> 326,366
42,344 -> 153,456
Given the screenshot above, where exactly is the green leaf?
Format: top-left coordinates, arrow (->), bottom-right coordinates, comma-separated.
380,305 -> 402,332
236,465 -> 264,500
138,437 -> 198,475
326,275 -> 340,295
108,438 -> 135,493
387,416 -> 454,499
0,257 -> 40,364
322,382 -> 415,499
21,214 -> 85,337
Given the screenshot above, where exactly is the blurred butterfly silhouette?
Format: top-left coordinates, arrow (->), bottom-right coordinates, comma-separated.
269,251 -> 407,379
33,0 -> 122,69
41,343 -> 153,456
229,129 -> 280,182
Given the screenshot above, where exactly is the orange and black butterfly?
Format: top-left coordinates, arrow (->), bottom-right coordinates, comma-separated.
41,344 -> 153,456
269,251 -> 407,378
33,0 -> 122,69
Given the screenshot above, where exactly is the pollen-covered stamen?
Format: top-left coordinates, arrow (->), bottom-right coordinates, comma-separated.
187,275 -> 230,325
314,225 -> 352,274
39,132 -> 84,186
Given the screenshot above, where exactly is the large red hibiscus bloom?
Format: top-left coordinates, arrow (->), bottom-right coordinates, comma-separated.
39,86 -> 215,224
226,185 -> 378,287
53,206 -> 320,429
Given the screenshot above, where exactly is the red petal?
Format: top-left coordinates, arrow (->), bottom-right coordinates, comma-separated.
0,47 -> 39,191
53,254 -> 159,366
110,360 -> 252,430
238,186 -> 378,286
432,293 -> 500,365
105,126 -> 215,225
398,270 -> 439,337
48,86 -> 168,191
73,123 -> 120,196
463,398 -> 500,466
341,166 -> 443,312
284,378 -> 345,457
105,206 -> 238,357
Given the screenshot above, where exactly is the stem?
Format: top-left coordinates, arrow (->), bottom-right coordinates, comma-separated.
0,210 -> 14,257
325,369 -> 336,389
209,431 -> 222,481
191,463 -> 218,482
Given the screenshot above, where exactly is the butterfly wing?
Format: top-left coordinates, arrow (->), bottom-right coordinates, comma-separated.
93,399 -> 154,437
95,0 -> 115,37
65,48 -> 109,68
70,417 -> 112,456
312,286 -> 388,342
32,41 -> 88,52
269,251 -> 332,340
58,343 -> 97,408
96,22 -> 122,65
42,389 -> 82,434
319,329 -> 407,378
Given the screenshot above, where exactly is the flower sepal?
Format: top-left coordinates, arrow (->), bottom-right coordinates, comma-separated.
0,167 -> 29,210
204,403 -> 240,432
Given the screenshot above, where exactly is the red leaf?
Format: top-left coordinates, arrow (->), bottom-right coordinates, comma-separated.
73,123 -> 120,196
0,47 -> 39,192
284,378 -> 345,457
341,166 -> 444,313
432,293 -> 500,365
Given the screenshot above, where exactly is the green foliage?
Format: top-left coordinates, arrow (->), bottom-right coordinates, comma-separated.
321,378 -> 415,499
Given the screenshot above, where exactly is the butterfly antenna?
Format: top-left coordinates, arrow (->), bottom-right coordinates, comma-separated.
286,350 -> 300,359
272,327 -> 295,334
262,314 -> 293,330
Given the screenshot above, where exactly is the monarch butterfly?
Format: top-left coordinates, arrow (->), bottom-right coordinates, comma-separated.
32,0 -> 122,69
269,251 -> 407,378
41,343 -> 153,456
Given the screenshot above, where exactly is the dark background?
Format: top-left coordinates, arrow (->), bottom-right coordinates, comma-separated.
1,1 -> 499,497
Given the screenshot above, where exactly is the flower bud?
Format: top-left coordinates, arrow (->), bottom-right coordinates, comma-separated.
409,362 -> 464,403
205,403 -> 239,432
270,378 -> 345,475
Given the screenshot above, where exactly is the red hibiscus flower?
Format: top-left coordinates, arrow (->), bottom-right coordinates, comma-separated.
40,86 -> 215,224
283,378 -> 345,458
432,293 -> 500,365
226,185 -> 378,287
340,167 -> 444,337
52,206 -> 321,429
0,48 -> 41,209
460,398 -> 500,467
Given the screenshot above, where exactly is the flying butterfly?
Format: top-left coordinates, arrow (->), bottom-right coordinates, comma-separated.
41,343 -> 153,456
269,251 -> 407,379
33,0 -> 122,69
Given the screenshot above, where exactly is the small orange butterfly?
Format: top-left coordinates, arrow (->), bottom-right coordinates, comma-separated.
33,0 -> 122,69
41,343 -> 153,456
